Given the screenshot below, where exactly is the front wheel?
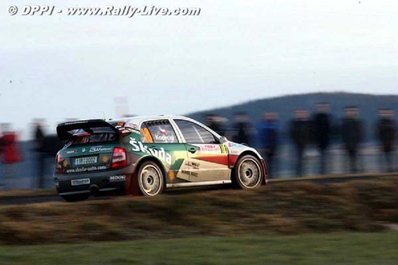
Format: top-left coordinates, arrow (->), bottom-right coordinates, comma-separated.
137,161 -> 164,196
233,155 -> 263,190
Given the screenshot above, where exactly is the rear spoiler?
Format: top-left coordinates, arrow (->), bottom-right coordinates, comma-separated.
56,119 -> 119,140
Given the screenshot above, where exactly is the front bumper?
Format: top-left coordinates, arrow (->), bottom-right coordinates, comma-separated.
54,168 -> 130,196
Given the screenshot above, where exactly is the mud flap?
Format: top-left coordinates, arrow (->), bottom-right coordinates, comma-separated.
125,174 -> 140,196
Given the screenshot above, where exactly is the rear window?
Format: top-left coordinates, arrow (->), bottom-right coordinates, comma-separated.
141,120 -> 178,143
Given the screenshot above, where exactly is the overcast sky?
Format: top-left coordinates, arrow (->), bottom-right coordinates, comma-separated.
1,0 -> 397,138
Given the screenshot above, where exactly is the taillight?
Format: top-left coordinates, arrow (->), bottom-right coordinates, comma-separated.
55,153 -> 64,173
111,147 -> 127,169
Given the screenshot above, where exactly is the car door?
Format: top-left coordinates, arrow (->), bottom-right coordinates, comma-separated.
172,119 -> 230,182
140,119 -> 190,184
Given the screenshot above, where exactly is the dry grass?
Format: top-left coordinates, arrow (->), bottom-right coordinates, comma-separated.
0,179 -> 397,244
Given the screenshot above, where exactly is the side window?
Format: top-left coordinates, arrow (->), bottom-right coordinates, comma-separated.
141,120 -> 178,143
175,120 -> 218,144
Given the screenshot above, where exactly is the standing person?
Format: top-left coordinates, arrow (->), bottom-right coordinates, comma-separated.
205,113 -> 226,136
232,112 -> 252,146
258,112 -> 279,177
33,119 -> 46,188
289,109 -> 311,177
1,124 -> 22,185
341,106 -> 364,173
375,108 -> 396,172
0,126 -> 4,187
312,102 -> 332,175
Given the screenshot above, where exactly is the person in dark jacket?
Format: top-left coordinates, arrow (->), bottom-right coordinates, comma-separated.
289,109 -> 311,177
258,112 -> 279,177
205,113 -> 226,136
312,102 -> 332,175
341,106 -> 364,173
376,109 -> 396,172
32,118 -> 64,189
33,119 -> 47,188
232,112 -> 252,146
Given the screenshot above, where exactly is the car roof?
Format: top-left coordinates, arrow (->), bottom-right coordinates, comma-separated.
107,115 -> 222,139
107,115 -> 196,128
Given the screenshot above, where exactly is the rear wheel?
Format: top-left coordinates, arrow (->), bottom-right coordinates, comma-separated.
137,161 -> 164,196
234,155 -> 262,190
61,193 -> 89,202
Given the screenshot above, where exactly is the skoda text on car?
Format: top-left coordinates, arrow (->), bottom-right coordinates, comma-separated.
54,116 -> 268,201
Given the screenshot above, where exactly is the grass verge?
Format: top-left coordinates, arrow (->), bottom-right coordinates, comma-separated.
0,179 -> 397,244
0,232 -> 397,265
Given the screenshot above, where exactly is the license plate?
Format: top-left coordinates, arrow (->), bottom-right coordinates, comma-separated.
71,178 -> 90,186
74,156 -> 97,166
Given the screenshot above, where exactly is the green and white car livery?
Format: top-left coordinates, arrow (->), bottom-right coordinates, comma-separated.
54,115 -> 268,201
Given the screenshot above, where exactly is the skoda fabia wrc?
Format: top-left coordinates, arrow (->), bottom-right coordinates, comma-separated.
54,115 -> 268,201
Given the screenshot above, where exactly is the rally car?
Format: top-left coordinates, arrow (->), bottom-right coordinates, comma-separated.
54,115 -> 268,201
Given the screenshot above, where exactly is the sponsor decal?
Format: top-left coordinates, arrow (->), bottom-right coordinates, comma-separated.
129,137 -> 172,165
89,146 -> 113,153
109,175 -> 126,182
66,165 -> 107,173
154,134 -> 175,142
82,148 -> 87,153
181,170 -> 198,177
66,150 -> 76,154
71,178 -> 90,186
227,142 -> 245,155
152,127 -> 176,143
220,144 -> 228,154
198,144 -> 220,152
186,161 -> 200,169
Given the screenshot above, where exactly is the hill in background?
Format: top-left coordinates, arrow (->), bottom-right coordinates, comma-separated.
188,92 -> 398,141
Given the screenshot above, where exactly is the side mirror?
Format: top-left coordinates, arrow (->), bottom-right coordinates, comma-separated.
219,136 -> 228,143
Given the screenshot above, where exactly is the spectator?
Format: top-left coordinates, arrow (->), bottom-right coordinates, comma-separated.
312,102 -> 332,175
289,109 -> 311,177
0,127 -> 4,187
0,124 -> 22,185
205,113 -> 226,136
375,108 -> 396,172
33,119 -> 46,188
258,112 -> 279,177
341,106 -> 364,173
232,112 -> 252,145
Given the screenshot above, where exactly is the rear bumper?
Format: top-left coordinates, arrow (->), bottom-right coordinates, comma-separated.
54,168 -> 131,196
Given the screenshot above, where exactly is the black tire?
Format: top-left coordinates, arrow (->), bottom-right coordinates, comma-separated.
233,155 -> 263,190
61,193 -> 90,202
137,161 -> 164,196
